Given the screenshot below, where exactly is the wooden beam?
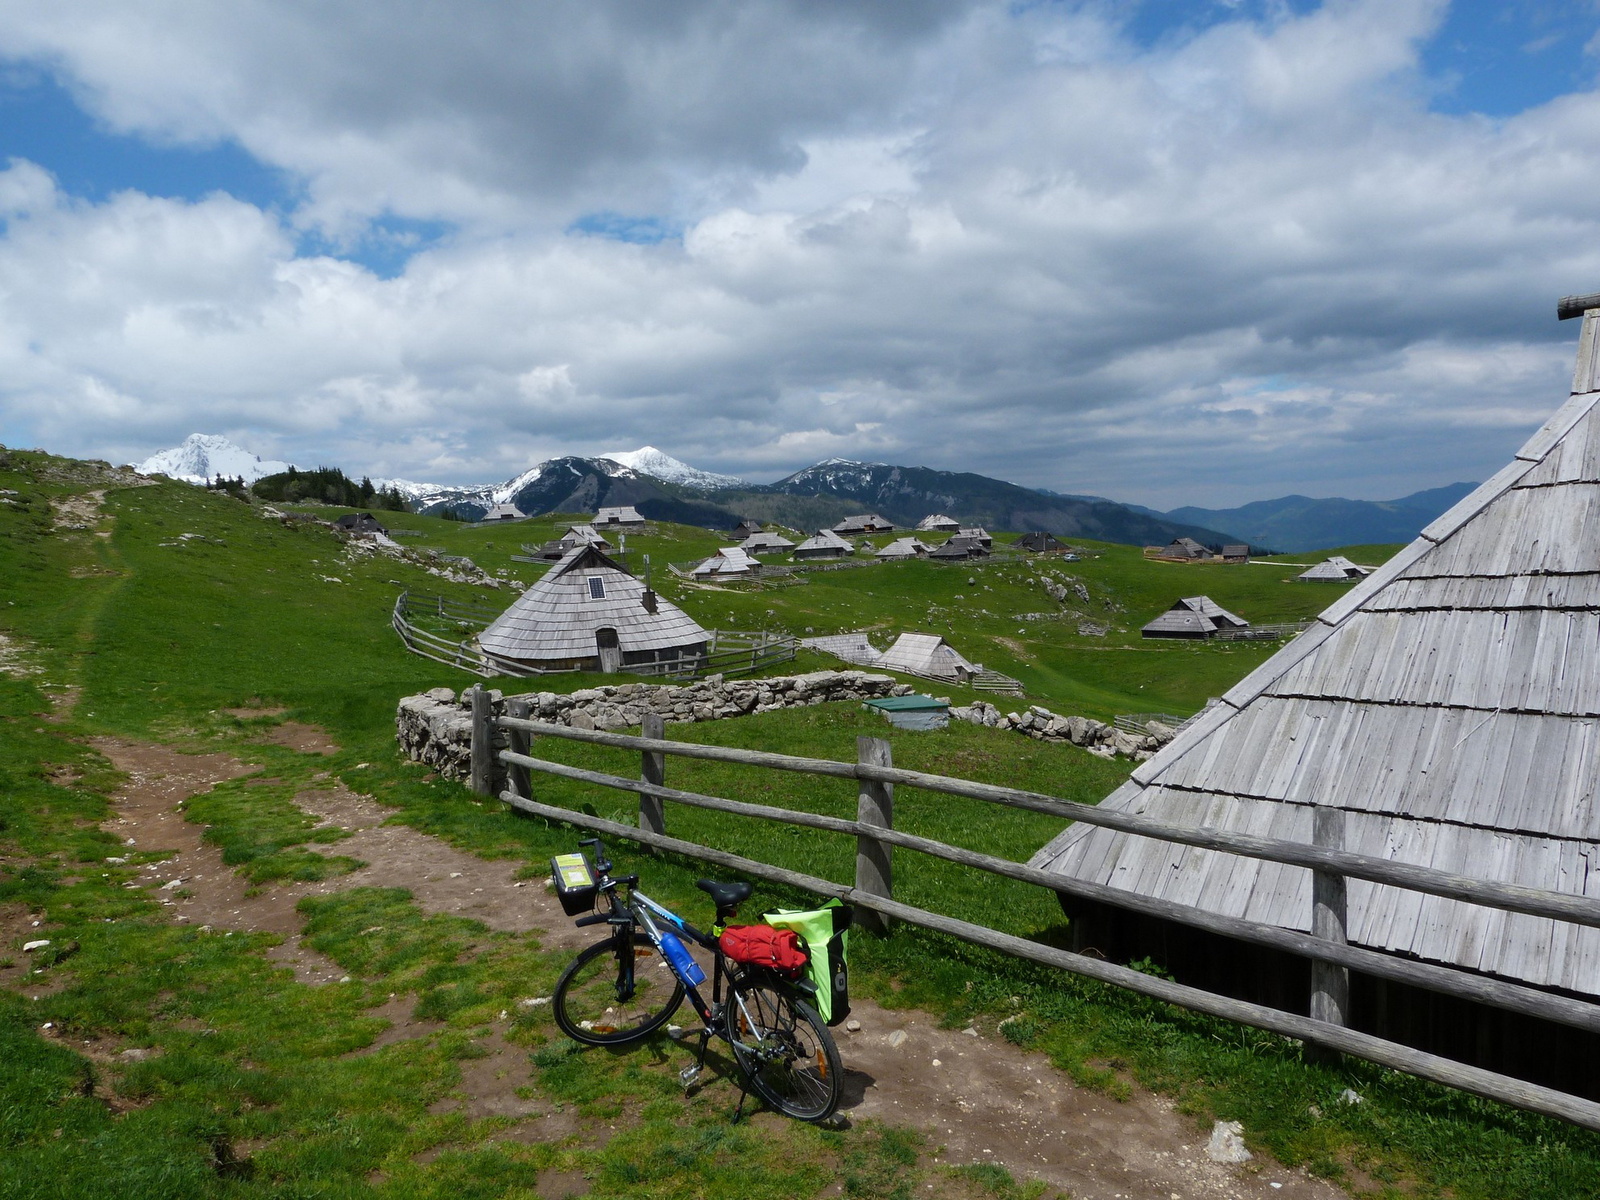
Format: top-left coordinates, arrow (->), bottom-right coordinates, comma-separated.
504,697 -> 532,802
1557,292 -> 1600,320
469,684 -> 493,796
639,712 -> 666,843
855,736 -> 894,935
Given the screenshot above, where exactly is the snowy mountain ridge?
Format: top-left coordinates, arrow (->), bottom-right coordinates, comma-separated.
135,434 -> 291,485
599,446 -> 745,489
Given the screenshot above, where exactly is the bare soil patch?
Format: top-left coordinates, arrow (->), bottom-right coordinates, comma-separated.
223,706 -> 288,719
50,489 -> 107,530
84,731 -> 1349,1198
258,722 -> 339,755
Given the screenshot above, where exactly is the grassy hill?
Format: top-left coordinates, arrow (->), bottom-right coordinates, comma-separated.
1,447 -> 1591,1200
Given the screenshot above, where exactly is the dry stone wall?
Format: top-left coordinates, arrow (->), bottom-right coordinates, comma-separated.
949,700 -> 1175,760
396,670 -> 911,787
394,672 -> 1179,791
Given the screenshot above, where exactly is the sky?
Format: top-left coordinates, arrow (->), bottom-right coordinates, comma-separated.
2,1 -> 1600,508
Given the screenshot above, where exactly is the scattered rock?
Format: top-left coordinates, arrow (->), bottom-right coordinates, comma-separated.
22,940 -> 49,952
1205,1120 -> 1252,1163
887,1029 -> 909,1049
1337,1088 -> 1363,1106
845,1019 -> 861,1033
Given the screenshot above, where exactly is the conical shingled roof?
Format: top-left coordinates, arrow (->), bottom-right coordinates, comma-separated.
478,544 -> 708,666
1030,315 -> 1600,996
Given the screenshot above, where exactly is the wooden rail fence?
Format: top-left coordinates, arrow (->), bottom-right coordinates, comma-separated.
464,685 -> 1600,1132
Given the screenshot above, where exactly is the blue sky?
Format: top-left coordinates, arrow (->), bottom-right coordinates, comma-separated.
1,1 -> 1599,504
6,3 -> 1593,270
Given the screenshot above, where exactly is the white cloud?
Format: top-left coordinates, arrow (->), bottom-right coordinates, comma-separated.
0,0 -> 1597,506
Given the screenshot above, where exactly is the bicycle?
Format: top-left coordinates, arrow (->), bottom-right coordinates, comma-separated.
549,838 -> 844,1122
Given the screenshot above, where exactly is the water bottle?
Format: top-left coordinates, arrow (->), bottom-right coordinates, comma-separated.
659,932 -> 706,986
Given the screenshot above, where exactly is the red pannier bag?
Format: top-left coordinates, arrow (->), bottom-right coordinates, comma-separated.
719,924 -> 809,975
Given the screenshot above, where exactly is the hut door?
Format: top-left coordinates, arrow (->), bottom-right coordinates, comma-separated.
596,627 -> 622,674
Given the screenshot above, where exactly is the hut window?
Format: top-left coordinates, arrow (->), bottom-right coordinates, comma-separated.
588,577 -> 606,600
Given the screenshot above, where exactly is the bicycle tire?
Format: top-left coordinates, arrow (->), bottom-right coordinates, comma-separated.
727,975 -> 842,1121
552,932 -> 686,1046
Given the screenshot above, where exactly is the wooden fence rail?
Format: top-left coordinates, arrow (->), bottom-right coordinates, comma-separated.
475,695 -> 1600,1131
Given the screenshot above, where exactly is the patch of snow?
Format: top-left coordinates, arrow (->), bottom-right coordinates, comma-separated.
600,446 -> 746,489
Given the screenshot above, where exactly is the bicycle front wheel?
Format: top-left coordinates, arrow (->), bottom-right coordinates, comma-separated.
552,933 -> 686,1046
727,977 -> 842,1121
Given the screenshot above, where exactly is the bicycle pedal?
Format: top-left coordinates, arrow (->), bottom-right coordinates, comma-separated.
679,1063 -> 703,1088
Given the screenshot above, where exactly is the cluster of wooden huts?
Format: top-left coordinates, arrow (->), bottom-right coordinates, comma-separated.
1144,537 -> 1250,563
1034,309 -> 1600,1092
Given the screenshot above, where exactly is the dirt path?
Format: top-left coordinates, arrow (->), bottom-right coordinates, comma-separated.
89,735 -> 1346,1200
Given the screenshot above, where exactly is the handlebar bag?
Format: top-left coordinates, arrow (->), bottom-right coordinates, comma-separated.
719,924 -> 809,976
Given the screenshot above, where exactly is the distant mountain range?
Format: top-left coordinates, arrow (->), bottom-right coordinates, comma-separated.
1157,484 -> 1478,553
133,435 -> 1476,552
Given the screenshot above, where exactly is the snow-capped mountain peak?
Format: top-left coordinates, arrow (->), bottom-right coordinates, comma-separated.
135,434 -> 292,485
599,446 -> 745,490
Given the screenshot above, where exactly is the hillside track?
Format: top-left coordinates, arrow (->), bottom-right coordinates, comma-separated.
92,729 -> 1347,1200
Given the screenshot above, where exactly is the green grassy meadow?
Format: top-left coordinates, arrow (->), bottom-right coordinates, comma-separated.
2,447 -> 1597,1198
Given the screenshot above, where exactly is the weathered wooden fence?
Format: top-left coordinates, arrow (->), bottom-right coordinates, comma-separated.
465,686 -> 1600,1132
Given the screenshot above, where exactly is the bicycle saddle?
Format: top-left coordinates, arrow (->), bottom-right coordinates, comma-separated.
696,878 -> 752,910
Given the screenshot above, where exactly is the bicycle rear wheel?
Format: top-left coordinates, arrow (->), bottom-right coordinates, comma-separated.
553,933 -> 686,1046
727,976 -> 842,1121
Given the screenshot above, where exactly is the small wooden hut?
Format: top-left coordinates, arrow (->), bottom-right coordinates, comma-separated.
595,505 -> 645,527
483,503 -> 523,521
874,537 -> 930,560
874,633 -> 977,683
1031,308 -> 1600,1092
477,544 -> 707,674
729,520 -> 763,540
740,531 -> 796,554
917,514 -> 961,532
1296,555 -> 1371,582
1015,531 -> 1067,553
793,530 -> 853,559
691,547 -> 757,577
1140,596 -> 1248,639
833,514 -> 895,534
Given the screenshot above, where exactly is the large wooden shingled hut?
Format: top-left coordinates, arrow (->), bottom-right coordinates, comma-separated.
478,544 -> 708,674
1030,302 -> 1600,1093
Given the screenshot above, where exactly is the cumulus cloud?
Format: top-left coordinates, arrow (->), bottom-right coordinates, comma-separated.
0,0 -> 1598,505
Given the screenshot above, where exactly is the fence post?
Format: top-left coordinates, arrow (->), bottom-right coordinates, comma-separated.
855,736 -> 894,935
639,711 -> 666,844
1310,806 -> 1349,1038
469,684 -> 493,797
505,697 -> 532,801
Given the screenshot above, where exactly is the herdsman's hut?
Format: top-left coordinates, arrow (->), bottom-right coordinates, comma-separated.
1031,302 -> 1600,1093
793,530 -> 853,559
917,513 -> 961,532
1296,555 -> 1371,581
595,505 -> 645,527
1140,596 -> 1248,638
1015,531 -> 1068,553
740,531 -> 796,554
691,547 -> 756,577
874,537 -> 930,560
874,633 -> 977,683
477,544 -> 708,674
